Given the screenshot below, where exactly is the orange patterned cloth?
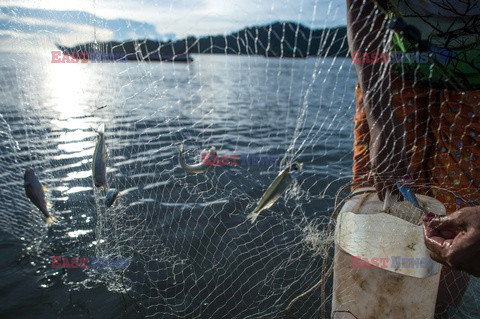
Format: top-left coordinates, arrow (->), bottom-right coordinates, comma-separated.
352,79 -> 480,213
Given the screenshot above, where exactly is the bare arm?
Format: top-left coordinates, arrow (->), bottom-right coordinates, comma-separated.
347,0 -> 408,198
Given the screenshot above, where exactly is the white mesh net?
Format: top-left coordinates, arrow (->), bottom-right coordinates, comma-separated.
1,0 -> 479,318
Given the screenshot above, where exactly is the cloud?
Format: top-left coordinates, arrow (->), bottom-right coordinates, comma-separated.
0,0 -> 346,52
0,6 -> 168,51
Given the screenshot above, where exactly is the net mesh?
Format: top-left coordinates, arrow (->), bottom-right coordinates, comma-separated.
0,0 -> 479,318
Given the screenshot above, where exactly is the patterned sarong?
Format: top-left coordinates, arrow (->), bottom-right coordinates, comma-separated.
352,78 -> 480,213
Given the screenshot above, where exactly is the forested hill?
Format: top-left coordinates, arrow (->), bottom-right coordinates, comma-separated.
59,22 -> 348,58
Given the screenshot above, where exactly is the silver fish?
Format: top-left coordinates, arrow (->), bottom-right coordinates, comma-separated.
178,144 -> 217,174
92,123 -> 107,188
105,188 -> 119,208
24,168 -> 56,225
247,162 -> 302,223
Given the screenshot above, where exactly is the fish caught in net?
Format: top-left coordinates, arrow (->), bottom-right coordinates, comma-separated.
0,0 -> 479,318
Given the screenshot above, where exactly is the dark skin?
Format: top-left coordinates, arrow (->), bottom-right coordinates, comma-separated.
346,0 -> 409,200
424,209 -> 480,277
347,0 -> 478,311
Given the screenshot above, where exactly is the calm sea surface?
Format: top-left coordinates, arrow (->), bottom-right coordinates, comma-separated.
0,53 -> 357,318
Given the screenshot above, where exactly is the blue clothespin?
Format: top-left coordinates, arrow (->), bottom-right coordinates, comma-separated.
395,177 -> 426,213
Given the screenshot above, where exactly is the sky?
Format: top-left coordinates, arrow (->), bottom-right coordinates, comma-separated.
0,0 -> 346,52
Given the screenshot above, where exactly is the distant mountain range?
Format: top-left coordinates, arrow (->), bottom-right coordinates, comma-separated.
57,21 -> 348,60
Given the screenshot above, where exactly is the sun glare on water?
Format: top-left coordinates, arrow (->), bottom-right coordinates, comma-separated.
44,60 -> 94,120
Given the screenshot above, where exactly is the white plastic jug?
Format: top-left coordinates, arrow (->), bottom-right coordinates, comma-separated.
331,187 -> 445,319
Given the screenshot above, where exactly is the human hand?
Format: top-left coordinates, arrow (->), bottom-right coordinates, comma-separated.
423,208 -> 480,277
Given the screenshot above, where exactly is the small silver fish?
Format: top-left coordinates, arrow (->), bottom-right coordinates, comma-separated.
24,168 -> 56,225
247,162 -> 302,223
105,188 -> 119,208
92,123 -> 107,188
178,144 -> 217,174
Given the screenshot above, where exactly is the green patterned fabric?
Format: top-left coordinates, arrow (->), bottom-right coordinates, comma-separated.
387,0 -> 480,90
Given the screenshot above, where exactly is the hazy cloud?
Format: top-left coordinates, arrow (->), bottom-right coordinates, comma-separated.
0,0 -> 346,52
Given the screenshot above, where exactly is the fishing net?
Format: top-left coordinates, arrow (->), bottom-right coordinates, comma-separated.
0,0 -> 479,318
